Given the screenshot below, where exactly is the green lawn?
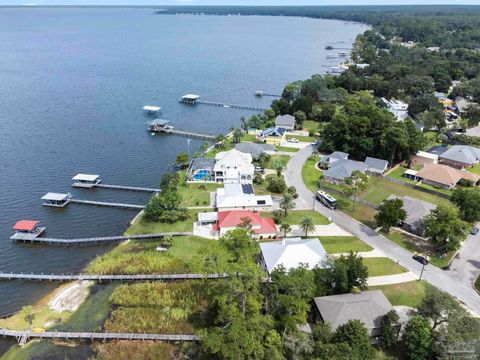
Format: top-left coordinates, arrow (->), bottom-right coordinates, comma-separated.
383,230 -> 455,269
240,133 -> 257,142
416,182 -> 453,196
364,257 -> 408,277
263,210 -> 330,225
125,210 -> 203,235
302,156 -> 322,193
253,174 -> 283,195
205,143 -> 234,158
370,281 -> 433,308
319,236 -> 373,254
286,135 -> 317,142
178,182 -> 220,207
302,120 -> 320,134
265,155 -> 291,170
469,164 -> 480,175
362,178 -> 452,207
87,235 -> 218,274
387,166 -> 417,184
275,146 -> 299,153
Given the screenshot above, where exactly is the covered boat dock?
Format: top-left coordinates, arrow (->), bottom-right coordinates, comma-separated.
41,193 -> 72,208
72,174 -> 101,188
10,220 -> 46,241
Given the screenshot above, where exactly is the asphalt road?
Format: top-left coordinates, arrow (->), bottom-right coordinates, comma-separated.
286,145 -> 480,315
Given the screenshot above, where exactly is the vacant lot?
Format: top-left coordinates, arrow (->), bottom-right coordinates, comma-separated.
319,236 -> 373,254
370,281 -> 433,308
364,257 -> 408,277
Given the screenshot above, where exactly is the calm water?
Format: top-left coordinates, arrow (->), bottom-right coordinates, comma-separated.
0,8 -> 367,317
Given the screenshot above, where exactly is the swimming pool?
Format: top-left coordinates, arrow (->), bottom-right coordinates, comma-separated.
193,170 -> 210,180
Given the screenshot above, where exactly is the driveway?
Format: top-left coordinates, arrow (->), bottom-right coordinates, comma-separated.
286,145 -> 480,315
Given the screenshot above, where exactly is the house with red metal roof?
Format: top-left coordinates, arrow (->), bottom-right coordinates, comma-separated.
212,210 -> 278,240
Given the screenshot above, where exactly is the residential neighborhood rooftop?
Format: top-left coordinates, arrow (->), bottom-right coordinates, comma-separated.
260,238 -> 328,273
416,163 -> 480,187
235,142 -> 274,159
314,290 -> 393,331
274,114 -> 296,128
440,145 -> 480,165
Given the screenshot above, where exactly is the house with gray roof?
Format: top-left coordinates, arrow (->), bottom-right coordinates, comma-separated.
313,290 -> 394,337
275,114 -> 296,130
439,145 -> 480,169
466,125 -> 480,138
235,142 -> 274,160
387,195 -> 436,237
455,96 -> 475,114
319,151 -> 349,169
365,157 -> 389,175
187,157 -> 215,182
323,160 -> 368,184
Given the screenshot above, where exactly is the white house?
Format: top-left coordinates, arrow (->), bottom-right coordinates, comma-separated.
260,238 -> 328,274
216,183 -> 273,212
381,98 -> 409,121
214,149 -> 255,184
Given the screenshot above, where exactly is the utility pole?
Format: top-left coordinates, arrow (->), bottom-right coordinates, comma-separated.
419,263 -> 426,281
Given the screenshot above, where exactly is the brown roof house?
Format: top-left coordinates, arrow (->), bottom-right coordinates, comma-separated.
387,195 -> 436,237
416,164 -> 480,190
313,290 -> 395,338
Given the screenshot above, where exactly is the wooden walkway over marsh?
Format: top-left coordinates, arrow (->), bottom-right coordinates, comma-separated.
0,272 -> 227,282
0,329 -> 200,346
11,232 -> 192,245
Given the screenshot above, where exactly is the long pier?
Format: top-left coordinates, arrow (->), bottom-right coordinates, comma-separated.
0,329 -> 200,346
160,128 -> 216,141
0,272 -> 227,282
70,199 -> 145,210
76,183 -> 161,193
11,232 -> 192,245
195,100 -> 268,112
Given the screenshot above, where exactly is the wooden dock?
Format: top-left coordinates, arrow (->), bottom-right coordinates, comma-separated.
153,127 -> 216,141
11,232 -> 192,244
195,100 -> 268,112
0,272 -> 227,282
0,329 -> 200,346
95,184 -> 161,193
70,199 -> 145,210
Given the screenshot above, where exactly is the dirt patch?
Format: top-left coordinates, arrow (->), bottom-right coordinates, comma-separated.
49,281 -> 93,313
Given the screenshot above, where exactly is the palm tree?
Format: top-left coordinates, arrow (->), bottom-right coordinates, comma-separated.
300,216 -> 315,237
272,159 -> 285,177
280,194 -> 295,217
343,170 -> 369,212
232,128 -> 243,144
215,134 -> 227,149
255,152 -> 270,168
279,223 -> 292,237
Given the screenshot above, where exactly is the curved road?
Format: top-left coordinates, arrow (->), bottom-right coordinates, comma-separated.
286,145 -> 480,315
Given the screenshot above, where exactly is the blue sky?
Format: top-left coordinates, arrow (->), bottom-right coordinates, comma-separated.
4,0 -> 480,5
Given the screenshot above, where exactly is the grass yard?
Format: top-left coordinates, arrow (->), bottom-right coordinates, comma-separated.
286,135 -> 317,142
178,182 -> 220,207
387,166 -> 417,184
263,210 -> 330,225
275,146 -> 299,153
241,133 -> 257,142
265,155 -> 291,170
253,174 -> 283,195
383,230 -> 455,269
370,281 -> 433,308
361,178 -> 452,207
302,120 -> 320,134
319,236 -> 373,254
125,209 -> 204,235
364,257 -> 408,277
302,156 -> 322,192
86,235 -> 221,274
469,163 -> 480,175
416,182 -> 453,196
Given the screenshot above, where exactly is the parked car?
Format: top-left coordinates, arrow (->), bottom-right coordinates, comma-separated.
255,167 -> 264,173
288,138 -> 299,143
471,227 -> 479,235
413,254 -> 429,265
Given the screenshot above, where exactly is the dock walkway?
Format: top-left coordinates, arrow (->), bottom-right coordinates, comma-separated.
70,199 -> 145,210
195,100 -> 268,112
161,128 -> 215,140
74,183 -> 161,193
0,329 -> 200,345
0,272 -> 227,282
11,232 -> 192,244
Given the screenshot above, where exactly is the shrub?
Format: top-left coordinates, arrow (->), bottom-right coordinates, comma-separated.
267,176 -> 287,193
